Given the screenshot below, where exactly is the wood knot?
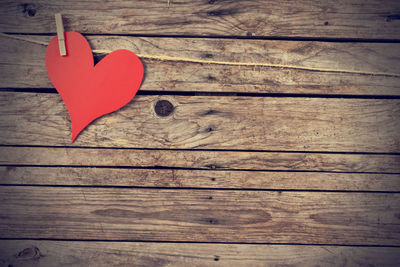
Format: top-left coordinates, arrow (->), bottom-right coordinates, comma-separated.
155,100 -> 174,117
6,166 -> 16,172
16,246 -> 42,260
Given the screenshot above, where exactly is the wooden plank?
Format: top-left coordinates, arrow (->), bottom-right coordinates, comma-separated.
1,166 -> 399,191
1,34 -> 400,95
1,240 -> 400,267
0,1 -> 400,39
0,186 -> 399,245
1,147 -> 399,173
0,92 -> 399,152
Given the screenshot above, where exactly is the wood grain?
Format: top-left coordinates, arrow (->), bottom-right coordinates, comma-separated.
0,92 -> 399,152
1,240 -> 400,267
1,147 -> 399,173
0,186 -> 399,245
1,34 -> 400,95
1,0 -> 399,262
1,166 -> 399,191
0,0 -> 400,39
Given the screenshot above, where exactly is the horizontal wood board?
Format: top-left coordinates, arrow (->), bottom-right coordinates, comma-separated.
0,92 -> 399,152
0,186 -> 399,245
1,240 -> 400,266
0,34 -> 400,95
0,0 -> 400,39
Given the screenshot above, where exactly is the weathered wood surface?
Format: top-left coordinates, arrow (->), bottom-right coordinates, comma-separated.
0,0 -> 399,265
1,147 -> 399,173
1,92 -> 399,152
0,1 -> 400,39
1,34 -> 400,95
1,240 -> 400,267
0,186 -> 399,245
1,166 -> 399,191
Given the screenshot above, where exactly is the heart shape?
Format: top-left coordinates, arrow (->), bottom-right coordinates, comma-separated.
45,31 -> 144,142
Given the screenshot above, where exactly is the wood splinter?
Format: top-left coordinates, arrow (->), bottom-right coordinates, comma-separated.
55,13 -> 67,56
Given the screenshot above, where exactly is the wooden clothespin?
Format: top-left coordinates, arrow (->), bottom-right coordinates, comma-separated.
55,13 -> 67,56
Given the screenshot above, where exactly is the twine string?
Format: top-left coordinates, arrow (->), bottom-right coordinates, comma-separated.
1,32 -> 399,78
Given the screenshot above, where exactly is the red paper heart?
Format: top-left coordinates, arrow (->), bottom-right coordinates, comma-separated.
45,31 -> 143,142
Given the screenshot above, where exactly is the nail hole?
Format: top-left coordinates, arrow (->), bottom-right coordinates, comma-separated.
28,9 -> 36,16
324,21 -> 329,25
207,10 -> 221,16
209,218 -> 217,224
206,164 -> 218,170
211,178 -> 216,181
155,100 -> 174,117
20,3 -> 36,17
208,196 -> 213,200
207,75 -> 217,81
214,256 -> 220,261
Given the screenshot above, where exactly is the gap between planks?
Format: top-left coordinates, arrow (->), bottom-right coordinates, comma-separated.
3,88 -> 400,100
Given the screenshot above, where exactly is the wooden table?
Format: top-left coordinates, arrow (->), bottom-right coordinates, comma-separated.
0,0 -> 399,266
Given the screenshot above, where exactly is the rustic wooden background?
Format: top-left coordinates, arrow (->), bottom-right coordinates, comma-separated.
0,0 -> 400,266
